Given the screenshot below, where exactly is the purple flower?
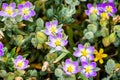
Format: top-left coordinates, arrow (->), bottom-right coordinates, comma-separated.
18,1 -> 35,20
14,55 -> 29,70
44,20 -> 63,36
0,42 -> 4,57
73,44 -> 94,62
0,3 -> 17,17
46,33 -> 68,51
63,59 -> 79,75
85,3 -> 100,16
99,3 -> 117,16
81,61 -> 97,78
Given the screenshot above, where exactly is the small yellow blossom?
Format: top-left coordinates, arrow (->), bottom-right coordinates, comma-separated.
94,48 -> 108,64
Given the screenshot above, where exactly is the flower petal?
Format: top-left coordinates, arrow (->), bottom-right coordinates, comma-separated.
102,54 -> 108,58
87,4 -> 93,9
94,58 -> 98,62
2,3 -> 8,9
90,62 -> 96,68
90,70 -> 97,77
10,2 -> 16,9
81,61 -> 88,68
99,48 -> 104,54
99,59 -> 103,64
87,46 -> 94,54
73,50 -> 81,57
24,1 -> 32,8
29,10 -> 36,16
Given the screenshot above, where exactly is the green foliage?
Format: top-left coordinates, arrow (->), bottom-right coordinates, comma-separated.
105,59 -> 115,75
0,0 -> 120,80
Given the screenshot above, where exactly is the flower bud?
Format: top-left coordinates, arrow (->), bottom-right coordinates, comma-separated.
101,27 -> 109,37
102,36 -> 111,47
55,68 -> 63,77
36,31 -> 47,43
84,31 -> 94,39
0,31 -> 4,40
42,61 -> 49,71
87,24 -> 97,33
109,33 -> 116,43
15,77 -> 23,80
89,13 -> 98,21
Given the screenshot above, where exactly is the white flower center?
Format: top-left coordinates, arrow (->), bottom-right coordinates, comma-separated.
90,7 -> 98,14
85,66 -> 92,73
17,61 -> 24,67
67,65 -> 75,73
5,7 -> 13,15
106,6 -> 112,13
50,26 -> 57,33
55,38 -> 61,46
22,8 -> 30,15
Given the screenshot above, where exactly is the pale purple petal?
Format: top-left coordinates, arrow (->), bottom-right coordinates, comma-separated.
61,40 -> 68,46
29,10 -> 36,16
49,35 -> 56,41
86,46 -> 94,54
80,56 -> 87,62
78,44 -> 84,50
56,46 -> 62,50
73,50 -> 81,57
24,1 -> 32,8
57,33 -> 62,38
18,4 -> 23,10
90,70 -> 97,76
44,30 -> 50,35
81,61 -> 88,68
2,3 -> 8,9
45,22 -> 51,29
0,49 -> 4,56
52,20 -> 58,26
47,42 -> 56,47
88,54 -> 94,60
10,2 -> 16,9
85,73 -> 91,78
87,4 -> 93,9
65,59 -> 71,63
23,60 -> 29,68
57,28 -> 63,33
0,42 -> 4,49
11,12 -> 17,17
112,7 -> 117,13
17,55 -> 23,60
0,11 -> 6,16
108,0 -> 114,3
90,62 -> 96,68
85,10 -> 90,15
23,15 -> 30,20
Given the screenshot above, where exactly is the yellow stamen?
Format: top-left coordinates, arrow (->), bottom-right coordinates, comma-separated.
50,26 -> 56,33
55,39 -> 61,46
67,65 -> 74,73
106,6 -> 112,12
100,12 -> 109,19
17,61 -> 24,67
92,9 -> 98,14
81,49 -> 88,57
5,7 -> 13,15
22,8 -> 29,15
85,66 -> 92,73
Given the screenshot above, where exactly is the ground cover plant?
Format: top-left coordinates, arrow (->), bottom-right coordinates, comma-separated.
0,0 -> 120,80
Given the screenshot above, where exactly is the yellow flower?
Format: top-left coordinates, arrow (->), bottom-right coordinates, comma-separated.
94,48 -> 108,64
